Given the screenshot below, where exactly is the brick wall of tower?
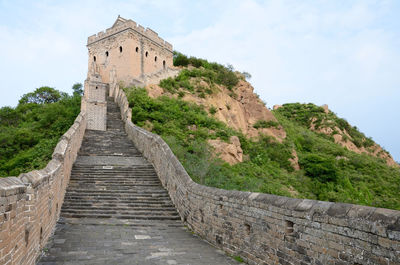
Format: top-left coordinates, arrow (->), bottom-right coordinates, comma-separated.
84,78 -> 107,131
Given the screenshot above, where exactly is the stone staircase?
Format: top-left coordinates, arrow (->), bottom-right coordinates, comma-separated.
60,97 -> 180,221
38,96 -> 240,265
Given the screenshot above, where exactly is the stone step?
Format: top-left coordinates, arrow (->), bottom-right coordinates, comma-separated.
63,200 -> 175,207
70,173 -> 158,177
72,166 -> 154,169
62,206 -> 177,212
71,168 -> 156,172
64,191 -> 169,196
73,166 -> 155,170
68,182 -> 162,187
62,202 -> 174,208
67,184 -> 162,189
61,213 -> 181,220
69,178 -> 159,183
64,197 -> 172,203
66,190 -> 168,198
68,180 -> 161,185
63,198 -> 173,204
63,199 -> 174,206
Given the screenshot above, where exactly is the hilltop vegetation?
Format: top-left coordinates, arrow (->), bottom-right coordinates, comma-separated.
124,53 -> 400,210
0,85 -> 82,177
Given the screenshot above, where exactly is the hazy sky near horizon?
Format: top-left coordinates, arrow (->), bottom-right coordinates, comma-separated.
0,0 -> 399,161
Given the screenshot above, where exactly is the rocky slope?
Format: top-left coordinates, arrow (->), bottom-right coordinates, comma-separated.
147,78 -> 286,141
146,71 -> 398,168
146,74 -> 289,166
274,103 -> 398,167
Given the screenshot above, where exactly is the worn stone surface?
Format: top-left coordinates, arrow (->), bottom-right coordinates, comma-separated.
38,219 -> 239,265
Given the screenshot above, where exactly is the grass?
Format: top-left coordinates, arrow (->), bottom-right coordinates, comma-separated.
253,120 -> 279,129
276,103 -> 376,149
234,256 -> 244,263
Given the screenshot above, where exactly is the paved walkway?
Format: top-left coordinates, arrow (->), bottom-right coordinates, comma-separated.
38,218 -> 239,265
37,97 -> 240,264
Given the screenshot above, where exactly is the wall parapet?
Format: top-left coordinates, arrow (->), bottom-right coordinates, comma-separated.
112,84 -> 400,265
87,18 -> 173,51
0,112 -> 87,265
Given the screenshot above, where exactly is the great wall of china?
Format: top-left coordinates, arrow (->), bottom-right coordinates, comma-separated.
0,17 -> 399,265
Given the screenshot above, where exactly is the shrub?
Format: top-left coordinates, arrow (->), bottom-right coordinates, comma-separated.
253,120 -> 279,129
299,154 -> 338,183
209,106 -> 217,115
170,52 -> 239,90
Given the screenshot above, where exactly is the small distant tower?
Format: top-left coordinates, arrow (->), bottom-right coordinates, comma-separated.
82,70 -> 108,131
82,16 -> 174,131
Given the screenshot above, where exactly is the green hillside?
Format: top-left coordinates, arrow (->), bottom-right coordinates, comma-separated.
0,85 -> 82,177
123,53 -> 400,210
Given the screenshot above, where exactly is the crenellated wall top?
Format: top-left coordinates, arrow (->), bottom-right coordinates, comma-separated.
87,16 -> 173,51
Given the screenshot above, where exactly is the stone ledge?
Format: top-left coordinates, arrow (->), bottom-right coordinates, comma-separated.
0,177 -> 26,197
19,170 -> 50,188
52,139 -> 69,161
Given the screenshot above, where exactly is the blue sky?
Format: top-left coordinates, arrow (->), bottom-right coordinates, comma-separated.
0,0 -> 399,162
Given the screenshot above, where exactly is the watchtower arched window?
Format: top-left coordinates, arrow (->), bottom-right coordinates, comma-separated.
105,51 -> 109,57
163,60 -> 166,69
135,47 -> 139,52
154,56 -> 157,62
119,46 -> 123,53
93,56 -> 96,62
145,51 -> 148,57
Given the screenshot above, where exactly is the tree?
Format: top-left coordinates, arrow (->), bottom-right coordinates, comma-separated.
173,51 -> 189,67
19,87 -> 62,105
242,71 -> 252,80
0,106 -> 19,126
72,83 -> 83,96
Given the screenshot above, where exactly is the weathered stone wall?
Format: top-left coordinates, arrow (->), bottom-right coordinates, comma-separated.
112,84 -> 400,265
83,74 -> 108,131
0,112 -> 87,265
87,17 -> 173,86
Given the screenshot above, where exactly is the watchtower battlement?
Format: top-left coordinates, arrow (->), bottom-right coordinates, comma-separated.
87,16 -> 173,51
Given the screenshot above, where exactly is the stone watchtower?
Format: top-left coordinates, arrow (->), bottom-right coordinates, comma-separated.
82,16 -> 174,130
